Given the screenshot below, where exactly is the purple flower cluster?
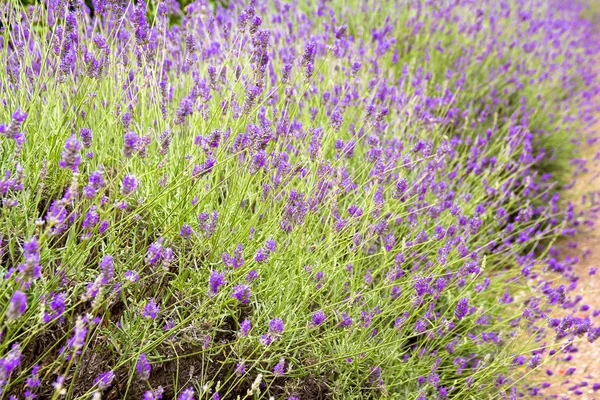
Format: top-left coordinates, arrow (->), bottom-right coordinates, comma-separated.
0,0 -> 598,398
143,298 -> 160,319
0,345 -> 22,394
136,353 -> 151,380
222,244 -> 244,268
7,291 -> 27,320
58,135 -> 82,172
16,237 -> 40,287
254,238 -> 277,264
208,270 -> 227,296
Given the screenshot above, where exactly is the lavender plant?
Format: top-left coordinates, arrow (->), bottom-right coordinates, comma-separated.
0,0 -> 598,399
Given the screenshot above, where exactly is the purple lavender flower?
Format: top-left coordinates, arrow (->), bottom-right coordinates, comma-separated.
180,223 -> 193,238
186,33 -> 196,53
426,371 -> 440,387
330,109 -> 343,131
174,98 -> 194,125
80,128 -> 92,148
207,66 -> 218,89
588,326 -> 600,343
302,41 -> 316,67
239,319 -> 252,336
177,387 -> 195,400
192,157 -> 216,177
235,361 -> 246,376
143,387 -> 165,400
246,270 -> 258,282
312,310 -> 326,326
395,313 -> 409,331
82,206 -> 99,230
84,277 -> 102,302
0,344 -> 22,387
208,271 -> 227,296
69,316 -> 88,354
46,200 -> 67,229
250,15 -> 262,35
242,85 -> 262,114
455,298 -> 469,320
250,150 -> 266,174
7,290 -> 27,320
143,298 -> 160,319
17,237 -> 40,284
121,174 -> 139,196
98,220 -> 109,233
413,318 -> 428,335
273,358 -> 285,376
269,317 -> 284,335
339,312 -> 353,328
137,135 -> 151,158
93,371 -> 115,390
223,244 -> 244,268
304,61 -> 314,82
52,375 -> 65,394
282,64 -> 292,83
99,254 -> 114,283
146,238 -> 164,265
198,211 -> 218,237
162,247 -> 174,268
123,132 -> 139,158
84,168 -> 106,198
121,112 -> 132,129
136,353 -> 151,380
528,354 -> 541,369
232,284 -> 251,304
43,292 -> 66,323
159,130 -> 172,155
265,238 -> 276,253
25,364 -> 40,393
58,135 -> 82,171
254,248 -> 268,264
2,108 -> 27,142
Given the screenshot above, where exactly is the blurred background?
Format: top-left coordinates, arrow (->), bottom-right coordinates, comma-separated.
14,0 -> 600,24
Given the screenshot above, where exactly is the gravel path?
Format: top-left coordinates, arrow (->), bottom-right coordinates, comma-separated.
531,141 -> 600,399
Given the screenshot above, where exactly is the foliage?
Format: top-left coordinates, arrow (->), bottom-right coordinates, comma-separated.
0,0 -> 598,399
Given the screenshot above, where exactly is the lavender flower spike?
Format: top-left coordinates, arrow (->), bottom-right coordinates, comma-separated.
7,290 -> 27,320
58,135 -> 82,171
455,298 -> 469,320
177,387 -> 195,400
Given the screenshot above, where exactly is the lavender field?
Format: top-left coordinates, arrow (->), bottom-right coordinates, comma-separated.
1,0 -> 599,399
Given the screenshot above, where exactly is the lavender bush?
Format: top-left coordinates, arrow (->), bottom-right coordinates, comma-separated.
0,0 -> 599,398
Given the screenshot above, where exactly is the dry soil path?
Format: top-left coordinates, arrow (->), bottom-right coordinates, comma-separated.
531,139 -> 600,399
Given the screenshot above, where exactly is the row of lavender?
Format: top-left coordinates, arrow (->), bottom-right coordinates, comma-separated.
0,0 -> 598,398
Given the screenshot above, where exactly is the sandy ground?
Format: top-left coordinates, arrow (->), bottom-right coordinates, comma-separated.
530,141 -> 600,399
